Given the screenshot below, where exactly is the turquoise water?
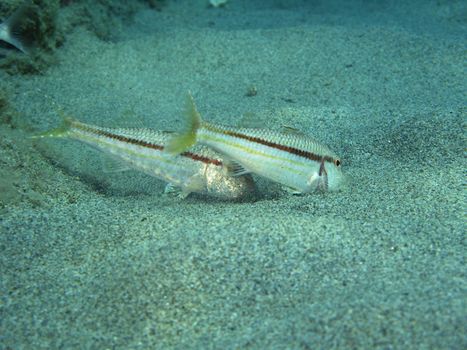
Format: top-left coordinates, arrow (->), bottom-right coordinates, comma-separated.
0,0 -> 465,348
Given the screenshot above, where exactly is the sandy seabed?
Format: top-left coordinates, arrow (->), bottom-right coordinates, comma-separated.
0,0 -> 465,348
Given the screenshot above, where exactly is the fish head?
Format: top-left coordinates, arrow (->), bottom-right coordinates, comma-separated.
309,157 -> 343,192
322,157 -> 344,191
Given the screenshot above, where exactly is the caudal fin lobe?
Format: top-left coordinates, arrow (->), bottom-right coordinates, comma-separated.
165,93 -> 202,155
0,3 -> 37,54
31,108 -> 74,139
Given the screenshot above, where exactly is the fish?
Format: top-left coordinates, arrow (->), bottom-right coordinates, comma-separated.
166,94 -> 343,193
33,116 -> 257,200
0,3 -> 35,54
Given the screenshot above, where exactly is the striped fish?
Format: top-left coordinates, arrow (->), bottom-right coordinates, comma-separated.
166,94 -> 343,193
33,117 -> 256,200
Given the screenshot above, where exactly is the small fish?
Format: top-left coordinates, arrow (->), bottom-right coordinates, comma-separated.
209,0 -> 228,8
0,3 -> 35,53
33,116 -> 256,200
166,94 -> 343,193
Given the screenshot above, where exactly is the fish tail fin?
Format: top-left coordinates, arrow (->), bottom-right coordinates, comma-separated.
31,117 -> 73,139
1,3 -> 36,54
165,92 -> 202,155
31,108 -> 75,139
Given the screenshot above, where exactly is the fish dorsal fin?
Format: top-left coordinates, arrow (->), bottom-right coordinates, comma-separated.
112,104 -> 148,129
281,125 -> 306,136
236,112 -> 263,129
165,93 -> 201,155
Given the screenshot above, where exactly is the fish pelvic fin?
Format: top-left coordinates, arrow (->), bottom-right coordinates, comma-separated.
165,93 -> 202,155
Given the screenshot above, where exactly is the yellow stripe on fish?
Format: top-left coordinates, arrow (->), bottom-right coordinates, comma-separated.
166,94 -> 343,193
33,116 -> 256,200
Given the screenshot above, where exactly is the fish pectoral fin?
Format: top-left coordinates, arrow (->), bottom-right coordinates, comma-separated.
164,183 -> 178,195
307,172 -> 320,186
178,190 -> 192,199
187,174 -> 205,190
176,174 -> 206,198
164,183 -> 192,199
224,159 -> 251,177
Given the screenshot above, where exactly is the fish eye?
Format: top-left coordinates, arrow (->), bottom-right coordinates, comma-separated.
334,159 -> 341,167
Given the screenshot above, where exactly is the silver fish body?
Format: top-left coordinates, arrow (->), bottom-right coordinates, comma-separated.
198,123 -> 343,192
36,118 -> 256,200
167,95 -> 343,193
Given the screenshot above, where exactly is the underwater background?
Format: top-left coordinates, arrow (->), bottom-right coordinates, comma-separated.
0,0 -> 465,348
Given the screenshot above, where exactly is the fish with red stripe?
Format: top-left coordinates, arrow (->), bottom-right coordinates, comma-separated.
166,94 -> 344,193
33,115 -> 256,200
